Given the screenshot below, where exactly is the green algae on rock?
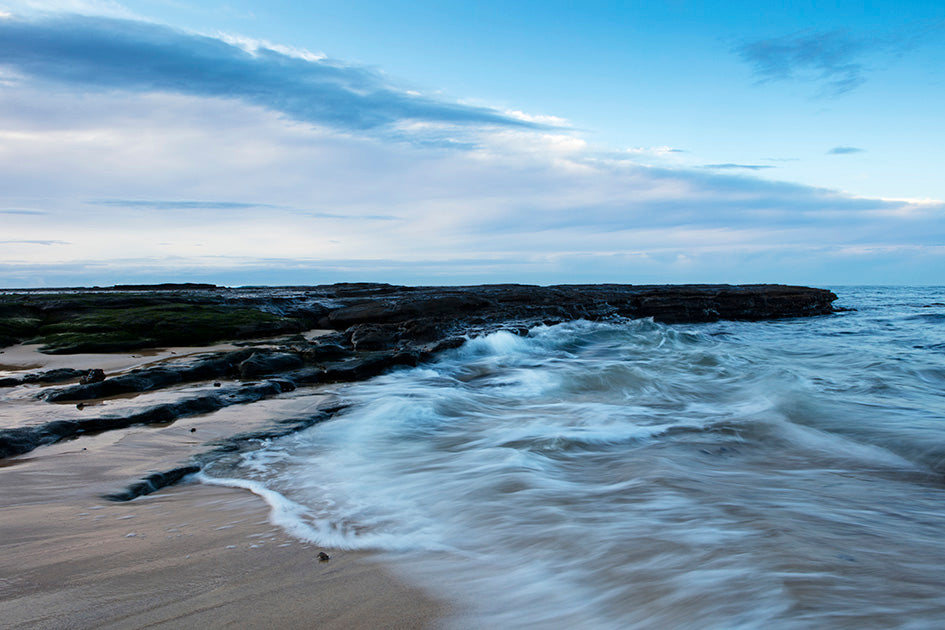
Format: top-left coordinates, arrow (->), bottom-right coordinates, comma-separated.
0,293 -> 311,353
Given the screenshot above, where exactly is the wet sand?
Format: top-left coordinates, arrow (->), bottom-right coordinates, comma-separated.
0,342 -> 447,629
0,484 -> 446,629
0,342 -> 241,375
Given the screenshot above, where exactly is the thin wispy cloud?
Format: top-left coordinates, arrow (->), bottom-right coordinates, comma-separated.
736,30 -> 870,95
828,146 -> 865,155
0,14 -> 539,142
302,212 -> 398,221
90,199 -> 397,220
91,199 -> 278,210
0,209 -> 48,215
703,163 -> 774,171
0,239 -> 69,245
737,22 -> 945,96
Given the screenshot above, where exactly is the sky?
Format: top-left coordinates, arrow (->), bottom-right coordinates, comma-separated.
0,1 -> 943,287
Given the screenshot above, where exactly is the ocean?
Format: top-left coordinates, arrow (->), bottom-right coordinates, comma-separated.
200,286 -> 945,629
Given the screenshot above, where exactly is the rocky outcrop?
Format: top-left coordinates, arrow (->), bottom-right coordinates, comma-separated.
316,283 -> 837,350
0,283 -> 837,463
237,351 -> 304,379
0,368 -> 88,388
41,349 -> 257,402
105,403 -> 348,501
0,380 -> 293,459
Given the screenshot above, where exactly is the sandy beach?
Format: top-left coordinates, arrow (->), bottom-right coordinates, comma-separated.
0,344 -> 447,629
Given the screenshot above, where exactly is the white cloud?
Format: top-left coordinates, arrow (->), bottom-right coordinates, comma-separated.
0,13 -> 942,286
503,110 -> 570,127
0,0 -> 135,18
620,146 -> 684,156
214,31 -> 327,63
0,83 -> 941,286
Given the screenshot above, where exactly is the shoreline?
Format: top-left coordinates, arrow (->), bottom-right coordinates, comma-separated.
0,344 -> 449,629
0,432 -> 449,630
0,283 -> 840,628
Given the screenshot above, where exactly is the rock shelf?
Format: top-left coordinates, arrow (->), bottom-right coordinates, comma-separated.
0,283 -> 837,496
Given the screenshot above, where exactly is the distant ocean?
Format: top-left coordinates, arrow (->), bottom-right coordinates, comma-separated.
202,286 -> 945,629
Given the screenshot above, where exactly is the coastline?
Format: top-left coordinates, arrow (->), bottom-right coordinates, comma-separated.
0,432 -> 448,629
0,283 -> 840,628
0,343 -> 448,629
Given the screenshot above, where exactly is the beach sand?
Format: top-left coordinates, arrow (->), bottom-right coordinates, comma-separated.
0,342 -> 448,629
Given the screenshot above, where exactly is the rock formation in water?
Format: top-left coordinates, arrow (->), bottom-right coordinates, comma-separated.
0,283 -> 837,484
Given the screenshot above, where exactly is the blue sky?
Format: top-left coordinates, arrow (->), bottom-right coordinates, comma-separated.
0,1 -> 942,286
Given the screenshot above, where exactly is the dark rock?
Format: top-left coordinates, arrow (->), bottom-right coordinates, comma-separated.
35,368 -> 89,384
268,378 -> 297,393
298,342 -> 352,362
321,351 -> 420,382
104,465 -> 202,501
109,283 -> 218,291
0,367 -> 90,388
400,319 -> 442,343
80,369 -> 106,384
327,282 -> 400,297
238,351 -> 304,379
99,403 -> 345,500
1,380 -> 289,458
348,323 -> 399,352
328,301 -> 414,328
318,284 -> 835,336
42,349 -> 256,402
279,366 -> 324,385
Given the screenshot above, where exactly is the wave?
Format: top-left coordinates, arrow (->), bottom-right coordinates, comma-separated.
200,287 -> 945,627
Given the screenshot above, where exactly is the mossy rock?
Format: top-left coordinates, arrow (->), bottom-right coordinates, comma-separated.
36,331 -> 158,354
0,316 -> 43,340
1,292 -> 316,353
24,303 -> 305,353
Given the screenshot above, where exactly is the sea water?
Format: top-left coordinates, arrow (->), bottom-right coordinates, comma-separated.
201,286 -> 945,629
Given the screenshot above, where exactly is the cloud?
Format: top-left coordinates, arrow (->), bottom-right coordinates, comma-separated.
736,30 -> 870,95
0,209 -> 48,215
90,199 -> 278,210
737,22 -> 945,96
89,199 -> 397,220
0,239 -> 69,245
703,163 -> 775,171
0,14 -> 539,141
828,146 -> 864,155
0,15 -> 941,286
620,146 -> 687,157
